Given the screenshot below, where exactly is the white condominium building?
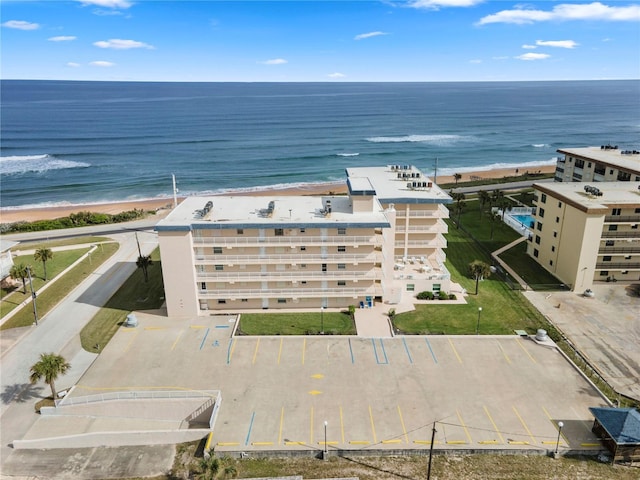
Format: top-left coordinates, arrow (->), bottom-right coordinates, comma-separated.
555,146 -> 640,183
528,181 -> 640,291
155,165 -> 452,316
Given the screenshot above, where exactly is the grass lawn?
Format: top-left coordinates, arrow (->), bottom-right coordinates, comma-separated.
498,241 -> 565,288
1,243 -> 119,329
13,236 -> 112,251
393,220 -> 550,335
238,311 -> 356,335
80,248 -> 165,352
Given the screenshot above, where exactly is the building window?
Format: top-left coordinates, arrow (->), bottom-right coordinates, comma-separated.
218,299 -> 226,304
337,281 -> 346,286
535,235 -> 541,244
605,240 -> 614,246
558,202 -> 562,208
555,217 -> 560,223
625,255 -> 632,260
621,270 -> 629,275
609,170 -> 614,175
553,231 -> 558,238
575,159 -> 585,169
540,193 -> 547,203
300,246 -> 306,251
406,284 -> 415,292
533,249 -> 539,258
213,246 -> 223,254
215,265 -> 224,271
201,282 -> 206,290
594,164 -> 605,175
538,208 -> 545,218
603,256 -> 612,262
275,228 -> 284,236
241,299 -> 248,302
635,208 -> 640,214
633,224 -> 639,230
338,263 -> 346,269
301,281 -> 307,285
549,260 -> 553,266
237,228 -> 244,235
608,225 -> 618,231
551,246 -> 555,252
301,264 -> 307,268
193,229 -> 203,237
277,298 -> 287,304
299,228 -> 306,233
337,228 -> 346,235
600,271 -> 609,276
536,222 -> 542,231
612,208 -> 621,216
322,263 -> 327,272
338,246 -> 346,252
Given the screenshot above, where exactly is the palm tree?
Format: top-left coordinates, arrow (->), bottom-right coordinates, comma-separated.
9,262 -> 29,294
136,254 -> 153,283
33,247 -> 53,281
450,192 -> 466,229
195,456 -> 237,480
453,173 -> 462,185
469,260 -> 491,295
478,190 -> 490,217
29,352 -> 71,399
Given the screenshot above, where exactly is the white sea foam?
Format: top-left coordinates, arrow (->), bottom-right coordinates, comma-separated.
366,134 -> 475,145
0,154 -> 90,175
532,143 -> 549,148
336,152 -> 360,157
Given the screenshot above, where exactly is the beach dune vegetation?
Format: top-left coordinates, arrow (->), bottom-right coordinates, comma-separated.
2,209 -> 150,233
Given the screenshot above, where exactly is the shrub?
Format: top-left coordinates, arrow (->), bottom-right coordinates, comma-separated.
416,291 -> 434,300
438,291 -> 449,300
449,293 -> 457,300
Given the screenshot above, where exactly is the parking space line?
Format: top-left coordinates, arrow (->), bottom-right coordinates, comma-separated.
144,326 -> 166,330
448,339 -> 463,364
226,338 -> 235,364
205,431 -> 214,451
497,342 -> 511,364
369,405 -> 378,444
216,442 -> 240,447
414,440 -> 440,445
483,405 -> 505,444
382,439 -> 402,444
245,412 -> 255,446
189,325 -> 206,329
542,406 -> 569,446
425,338 -> 438,364
171,331 -> 183,351
516,338 -> 537,363
214,325 -> 229,329
348,339 -> 355,364
278,407 -> 284,445
319,441 -> 339,446
397,405 -> 409,444
512,406 -> 537,444
284,441 -> 306,446
252,338 -> 260,364
372,338 -> 389,365
199,328 -> 210,351
349,440 -> 370,445
457,410 -> 472,444
302,338 -> 306,365
339,406 -> 345,444
277,338 -> 283,365
402,338 -> 413,364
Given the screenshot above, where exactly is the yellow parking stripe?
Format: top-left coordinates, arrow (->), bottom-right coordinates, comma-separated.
382,439 -> 402,444
216,442 -> 240,447
448,339 -> 463,364
284,441 -> 306,445
278,407 -> 284,445
369,405 -> 377,444
397,405 -> 409,444
349,440 -> 370,445
340,406 -> 345,444
278,338 -> 283,365
252,338 -> 260,364
483,405 -> 505,444
541,406 -> 569,446
516,338 -> 537,363
171,331 -> 183,351
498,342 -> 511,364
457,409 -> 472,444
512,406 -> 537,444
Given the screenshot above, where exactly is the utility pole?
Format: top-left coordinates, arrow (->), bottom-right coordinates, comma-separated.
27,266 -> 38,326
135,232 -> 143,258
172,174 -> 178,209
433,157 -> 438,184
427,422 -> 436,480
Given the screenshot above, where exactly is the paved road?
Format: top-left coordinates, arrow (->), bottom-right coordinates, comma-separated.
0,229 -> 158,469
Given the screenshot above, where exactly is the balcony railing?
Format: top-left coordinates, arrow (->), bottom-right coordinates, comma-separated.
194,252 -> 380,264
604,215 -> 640,223
196,270 -> 379,281
395,235 -> 447,248
598,246 -> 640,254
396,206 -> 448,218
192,235 -> 380,246
595,262 -> 640,269
600,231 -> 640,239
198,286 -> 380,299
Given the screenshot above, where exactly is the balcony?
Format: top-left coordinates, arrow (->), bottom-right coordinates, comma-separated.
604,215 -> 640,223
601,231 -> 640,239
595,262 -> 640,269
195,269 -> 380,281
395,234 -> 447,249
598,246 -> 640,254
194,252 -> 380,265
198,285 -> 381,300
396,205 -> 448,218
192,235 -> 380,247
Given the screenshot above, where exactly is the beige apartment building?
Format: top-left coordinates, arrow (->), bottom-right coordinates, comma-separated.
555,146 -> 640,183
527,181 -> 640,291
155,165 -> 452,316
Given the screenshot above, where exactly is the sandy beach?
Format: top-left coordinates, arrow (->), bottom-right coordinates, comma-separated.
0,165 -> 554,224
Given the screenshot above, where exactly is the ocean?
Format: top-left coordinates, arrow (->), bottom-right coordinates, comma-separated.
1,80 -> 639,209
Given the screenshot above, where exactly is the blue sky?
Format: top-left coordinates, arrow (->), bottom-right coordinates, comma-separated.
2,0 -> 639,81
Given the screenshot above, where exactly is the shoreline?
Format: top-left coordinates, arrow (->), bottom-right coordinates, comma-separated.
0,165 -> 555,224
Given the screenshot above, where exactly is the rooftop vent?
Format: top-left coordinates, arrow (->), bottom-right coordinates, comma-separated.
321,199 -> 332,216
195,200 -> 213,218
584,185 -> 603,197
266,200 -> 275,217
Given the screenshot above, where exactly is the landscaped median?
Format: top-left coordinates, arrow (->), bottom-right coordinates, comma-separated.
237,311 -> 356,336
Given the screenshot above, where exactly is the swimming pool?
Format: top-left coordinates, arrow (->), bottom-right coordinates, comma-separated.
510,214 -> 535,228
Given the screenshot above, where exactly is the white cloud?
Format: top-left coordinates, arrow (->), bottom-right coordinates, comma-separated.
92,9 -> 125,16
469,59 -> 482,64
409,0 -> 484,9
49,36 -> 77,42
90,60 -> 115,67
259,58 -> 288,65
522,44 -> 537,49
536,40 -> 579,49
67,62 -> 81,68
2,20 -> 40,30
94,39 -> 154,49
478,2 -> 640,25
79,0 -> 133,8
354,31 -> 388,40
328,72 -> 346,78
516,53 -> 551,61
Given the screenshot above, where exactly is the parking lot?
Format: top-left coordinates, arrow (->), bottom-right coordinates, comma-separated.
66,311 -> 606,454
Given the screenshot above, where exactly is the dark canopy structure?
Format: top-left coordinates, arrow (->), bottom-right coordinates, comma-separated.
589,407 -> 640,464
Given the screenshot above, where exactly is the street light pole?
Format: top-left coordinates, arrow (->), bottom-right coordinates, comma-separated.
323,420 -> 328,459
555,421 -> 564,456
320,306 -> 324,335
27,266 -> 38,326
476,307 -> 482,335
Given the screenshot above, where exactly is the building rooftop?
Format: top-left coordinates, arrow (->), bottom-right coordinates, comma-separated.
557,146 -> 640,174
534,181 -> 640,214
346,165 -> 452,204
589,407 -> 640,445
155,195 -> 391,232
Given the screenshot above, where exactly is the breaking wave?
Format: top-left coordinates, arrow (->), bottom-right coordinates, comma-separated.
0,154 -> 91,175
336,152 -> 360,157
366,134 -> 476,146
